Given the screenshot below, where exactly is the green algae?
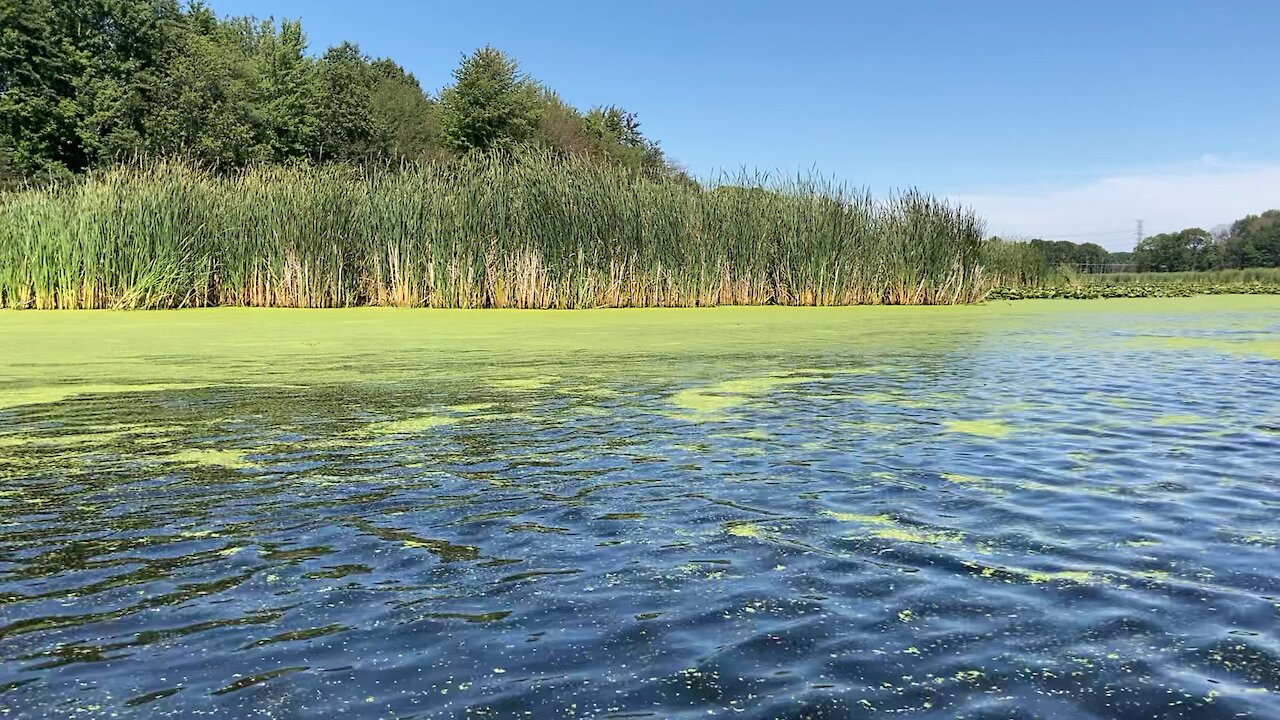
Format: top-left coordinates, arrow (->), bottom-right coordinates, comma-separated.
165,449 -> 254,469
942,473 -> 986,486
824,510 -> 964,545
963,560 -> 1099,586
0,383 -> 207,411
668,373 -> 821,419
444,402 -> 497,413
825,511 -> 895,524
943,419 -> 1011,439
941,473 -> 1008,496
362,415 -> 457,435
491,375 -> 559,392
1,297 -> 1273,396
1152,414 -> 1208,427
726,523 -> 765,539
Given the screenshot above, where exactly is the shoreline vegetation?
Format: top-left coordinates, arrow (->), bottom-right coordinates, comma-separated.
0,154 -> 992,309
983,266 -> 1280,301
2,156 -> 1277,309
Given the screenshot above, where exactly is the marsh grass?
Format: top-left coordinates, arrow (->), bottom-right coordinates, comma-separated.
1082,268 -> 1280,285
0,153 -> 989,309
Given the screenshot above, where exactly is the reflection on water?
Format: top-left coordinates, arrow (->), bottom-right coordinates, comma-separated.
1,298 -> 1278,718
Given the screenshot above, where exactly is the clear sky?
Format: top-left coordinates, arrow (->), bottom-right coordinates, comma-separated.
209,0 -> 1279,249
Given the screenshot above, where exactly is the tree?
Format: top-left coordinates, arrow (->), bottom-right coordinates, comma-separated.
584,105 -> 669,176
0,4 -> 681,182
368,58 -> 440,160
143,11 -> 266,167
439,47 -> 540,153
1221,210 -> 1280,269
69,0 -> 186,165
0,0 -> 82,183
311,42 -> 378,162
255,18 -> 319,162
1132,228 -> 1212,272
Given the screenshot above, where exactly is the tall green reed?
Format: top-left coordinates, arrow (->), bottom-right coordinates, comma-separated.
0,152 -> 991,309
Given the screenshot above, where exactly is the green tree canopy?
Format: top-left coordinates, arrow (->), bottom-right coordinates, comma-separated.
1220,210 -> 1280,269
1132,228 -> 1214,272
0,5 -> 686,185
439,46 -> 541,153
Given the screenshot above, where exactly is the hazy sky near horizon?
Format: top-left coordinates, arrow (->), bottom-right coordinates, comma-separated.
210,0 -> 1279,250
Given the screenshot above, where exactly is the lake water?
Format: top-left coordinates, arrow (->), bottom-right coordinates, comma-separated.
2,297 -> 1278,719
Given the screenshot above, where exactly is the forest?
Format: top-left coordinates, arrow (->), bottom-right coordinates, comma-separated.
994,215 -> 1280,275
0,0 -> 685,187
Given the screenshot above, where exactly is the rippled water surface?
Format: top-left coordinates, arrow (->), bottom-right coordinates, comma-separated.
2,298 -> 1279,719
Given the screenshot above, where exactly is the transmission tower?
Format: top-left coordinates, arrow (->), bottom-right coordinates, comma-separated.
1135,219 -> 1144,245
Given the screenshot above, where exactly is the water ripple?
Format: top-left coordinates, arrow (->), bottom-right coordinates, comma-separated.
1,301 -> 1278,718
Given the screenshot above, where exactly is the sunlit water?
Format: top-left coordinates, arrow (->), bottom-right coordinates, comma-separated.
2,298 -> 1278,719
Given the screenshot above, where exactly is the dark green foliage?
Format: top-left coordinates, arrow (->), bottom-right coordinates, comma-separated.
439,46 -> 540,153
990,214 -> 1280,286
1125,218 -> 1280,273
1220,211 -> 1280,269
368,59 -> 441,160
1133,228 -> 1215,272
0,3 -> 683,183
987,280 -> 1280,301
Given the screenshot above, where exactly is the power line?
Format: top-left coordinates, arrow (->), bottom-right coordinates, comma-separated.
998,226 -> 1131,238
1035,230 -> 1133,239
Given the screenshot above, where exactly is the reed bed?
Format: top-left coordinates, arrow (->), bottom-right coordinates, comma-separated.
1081,268 -> 1280,285
979,240 -> 1054,287
0,153 -> 989,309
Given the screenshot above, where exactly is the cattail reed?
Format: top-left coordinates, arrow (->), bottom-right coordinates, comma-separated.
0,153 -> 991,309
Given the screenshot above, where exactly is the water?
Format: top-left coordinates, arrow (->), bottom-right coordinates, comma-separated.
2,298 -> 1278,719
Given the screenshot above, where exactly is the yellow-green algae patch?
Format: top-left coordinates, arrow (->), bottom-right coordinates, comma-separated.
1151,414 -> 1208,427
0,423 -> 190,450
824,511 -> 963,545
361,415 -> 457,435
447,402 -> 498,413
165,448 -> 254,469
491,375 -> 559,391
963,560 -> 1100,586
726,523 -> 766,539
2,297 -> 1275,394
941,473 -> 1006,495
943,419 -> 1012,439
668,373 -> 821,419
0,383 -> 207,411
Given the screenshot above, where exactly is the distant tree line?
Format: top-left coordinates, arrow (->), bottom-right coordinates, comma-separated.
984,237 -> 1132,274
991,210 -> 1280,273
0,0 -> 687,187
1130,212 -> 1280,271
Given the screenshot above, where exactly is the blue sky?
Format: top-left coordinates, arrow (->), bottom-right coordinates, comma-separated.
209,0 -> 1280,249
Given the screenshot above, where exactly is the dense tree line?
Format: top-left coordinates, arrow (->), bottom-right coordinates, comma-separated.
985,237 -> 1131,274
0,0 -> 684,187
1132,212 -> 1280,272
992,211 -> 1280,274
1027,239 -> 1115,270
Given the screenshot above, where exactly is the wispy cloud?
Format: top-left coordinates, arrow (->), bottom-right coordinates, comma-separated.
950,159 -> 1280,251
